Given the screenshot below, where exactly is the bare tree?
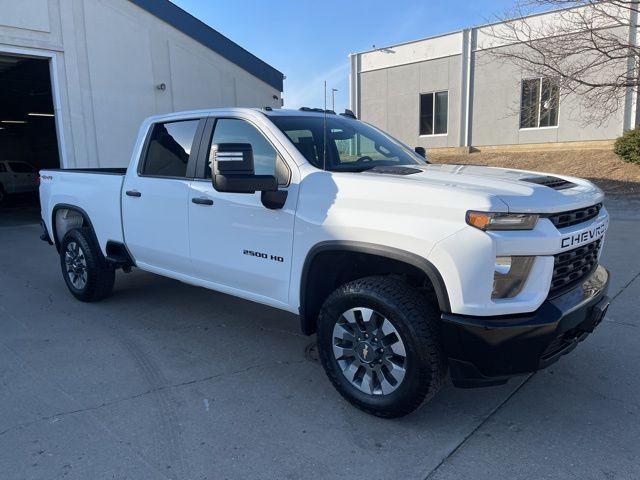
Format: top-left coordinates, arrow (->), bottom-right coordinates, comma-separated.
485,1 -> 638,126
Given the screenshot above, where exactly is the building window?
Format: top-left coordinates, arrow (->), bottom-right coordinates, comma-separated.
420,91 -> 448,135
520,78 -> 559,129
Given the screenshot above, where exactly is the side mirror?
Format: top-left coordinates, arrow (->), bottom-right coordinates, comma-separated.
414,146 -> 426,158
212,143 -> 277,193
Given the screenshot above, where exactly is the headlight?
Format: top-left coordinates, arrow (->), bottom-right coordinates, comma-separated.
466,211 -> 539,231
492,256 -> 535,299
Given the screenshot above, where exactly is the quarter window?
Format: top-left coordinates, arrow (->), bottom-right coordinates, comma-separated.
420,91 -> 448,135
207,118 -> 289,185
520,78 -> 559,129
142,120 -> 199,177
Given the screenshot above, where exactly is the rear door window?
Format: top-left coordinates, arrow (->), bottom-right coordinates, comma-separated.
141,120 -> 199,177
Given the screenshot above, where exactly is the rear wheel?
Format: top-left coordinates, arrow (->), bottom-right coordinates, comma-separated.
60,227 -> 115,302
317,276 -> 446,418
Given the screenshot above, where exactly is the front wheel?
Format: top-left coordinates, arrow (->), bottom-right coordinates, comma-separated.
317,276 -> 446,418
60,227 -> 115,302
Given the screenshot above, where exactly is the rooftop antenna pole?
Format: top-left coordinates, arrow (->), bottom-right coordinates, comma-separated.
331,88 -> 338,112
323,80 -> 327,171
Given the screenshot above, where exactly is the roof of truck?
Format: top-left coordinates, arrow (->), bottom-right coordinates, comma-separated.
145,108 -> 355,124
259,108 -> 345,118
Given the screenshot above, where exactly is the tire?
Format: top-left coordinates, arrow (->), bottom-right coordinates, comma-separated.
317,276 -> 446,418
60,227 -> 115,302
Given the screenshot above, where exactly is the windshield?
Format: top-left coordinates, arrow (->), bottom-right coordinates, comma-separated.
269,115 -> 427,172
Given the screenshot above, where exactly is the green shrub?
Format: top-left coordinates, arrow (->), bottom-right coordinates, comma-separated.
614,127 -> 640,165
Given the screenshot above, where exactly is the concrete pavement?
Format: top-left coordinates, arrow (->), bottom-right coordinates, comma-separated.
0,197 -> 638,480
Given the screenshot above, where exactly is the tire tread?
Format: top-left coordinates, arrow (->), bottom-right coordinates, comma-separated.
317,276 -> 446,418
60,227 -> 115,302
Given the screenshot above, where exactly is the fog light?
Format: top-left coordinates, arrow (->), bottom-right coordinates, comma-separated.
494,256 -> 512,275
492,256 -> 535,299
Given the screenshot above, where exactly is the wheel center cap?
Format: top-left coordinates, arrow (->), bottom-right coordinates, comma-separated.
355,341 -> 378,363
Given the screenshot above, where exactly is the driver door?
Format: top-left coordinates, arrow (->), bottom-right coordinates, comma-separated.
187,116 -> 297,304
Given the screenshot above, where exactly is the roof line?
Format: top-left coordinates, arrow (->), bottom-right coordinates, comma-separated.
129,0 -> 284,91
350,4 -> 579,56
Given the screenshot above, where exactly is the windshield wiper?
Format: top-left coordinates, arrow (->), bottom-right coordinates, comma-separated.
330,165 -> 376,173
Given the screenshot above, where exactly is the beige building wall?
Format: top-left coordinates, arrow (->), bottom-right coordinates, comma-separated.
351,7 -> 632,150
0,0 -> 282,168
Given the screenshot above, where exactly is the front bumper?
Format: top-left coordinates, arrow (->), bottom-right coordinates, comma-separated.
441,265 -> 610,388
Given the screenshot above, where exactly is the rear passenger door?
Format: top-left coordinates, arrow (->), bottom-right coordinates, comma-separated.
122,118 -> 203,274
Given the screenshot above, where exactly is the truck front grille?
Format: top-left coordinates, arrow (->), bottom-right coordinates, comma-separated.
546,204 -> 602,229
550,239 -> 601,297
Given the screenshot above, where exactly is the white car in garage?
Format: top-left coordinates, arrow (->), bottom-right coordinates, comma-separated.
0,160 -> 38,202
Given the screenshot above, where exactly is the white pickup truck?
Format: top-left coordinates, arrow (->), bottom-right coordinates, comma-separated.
39,107 -> 610,417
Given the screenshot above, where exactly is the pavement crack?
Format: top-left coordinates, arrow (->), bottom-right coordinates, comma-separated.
423,374 -> 535,480
611,270 -> 640,303
0,359 -> 306,437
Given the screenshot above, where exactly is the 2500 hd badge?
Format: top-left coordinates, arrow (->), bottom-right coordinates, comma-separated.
561,219 -> 608,249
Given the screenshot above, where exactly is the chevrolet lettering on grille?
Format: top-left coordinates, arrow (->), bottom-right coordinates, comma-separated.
560,219 -> 608,249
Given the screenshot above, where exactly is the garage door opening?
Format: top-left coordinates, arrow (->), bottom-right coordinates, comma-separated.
0,54 -> 60,225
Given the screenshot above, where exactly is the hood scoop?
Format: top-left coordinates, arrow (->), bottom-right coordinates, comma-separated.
520,175 -> 576,190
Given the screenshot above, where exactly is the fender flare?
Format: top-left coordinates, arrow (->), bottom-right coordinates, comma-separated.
51,203 -> 98,252
299,241 -> 451,333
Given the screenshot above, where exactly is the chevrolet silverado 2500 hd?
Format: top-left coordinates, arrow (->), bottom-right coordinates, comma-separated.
39,108 -> 610,417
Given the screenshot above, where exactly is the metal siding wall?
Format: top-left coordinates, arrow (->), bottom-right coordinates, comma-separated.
471,46 -> 624,146
359,55 -> 462,149
355,10 -> 629,148
0,0 -> 281,169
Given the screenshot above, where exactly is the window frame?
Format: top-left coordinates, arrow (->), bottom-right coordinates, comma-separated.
419,90 -> 449,137
137,118 -> 205,180
519,77 -> 560,130
193,116 -> 291,187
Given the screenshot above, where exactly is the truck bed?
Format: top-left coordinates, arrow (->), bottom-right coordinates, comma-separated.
39,168 -> 126,253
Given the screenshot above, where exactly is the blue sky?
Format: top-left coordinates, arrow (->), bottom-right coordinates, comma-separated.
171,0 -> 525,112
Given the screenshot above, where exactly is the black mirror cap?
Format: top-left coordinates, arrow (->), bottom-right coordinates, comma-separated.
261,189 -> 288,210
414,146 -> 426,158
212,143 -> 254,175
213,174 -> 277,194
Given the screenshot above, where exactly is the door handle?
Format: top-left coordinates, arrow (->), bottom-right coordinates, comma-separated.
192,197 -> 213,206
125,190 -> 142,197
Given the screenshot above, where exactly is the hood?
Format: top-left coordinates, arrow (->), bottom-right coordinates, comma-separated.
362,164 -> 604,213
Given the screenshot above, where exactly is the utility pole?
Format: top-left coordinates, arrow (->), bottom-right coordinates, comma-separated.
331,88 -> 338,112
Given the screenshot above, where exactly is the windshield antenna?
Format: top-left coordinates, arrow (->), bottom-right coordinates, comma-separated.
323,80 -> 327,171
